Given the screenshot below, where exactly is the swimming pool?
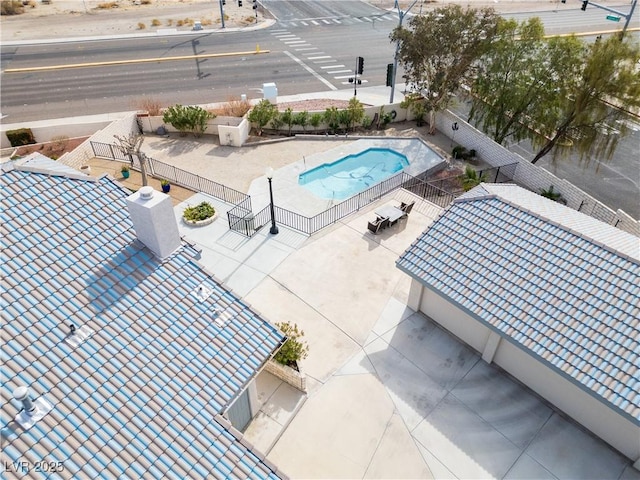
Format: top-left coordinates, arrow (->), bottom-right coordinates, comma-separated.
298,148 -> 409,200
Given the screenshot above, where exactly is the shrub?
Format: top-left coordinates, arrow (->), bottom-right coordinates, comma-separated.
151,18 -> 160,26
96,1 -> 118,9
248,99 -> 278,135
121,165 -> 130,173
160,179 -> 169,186
162,104 -> 214,137
140,0 -> 151,4
280,108 -> 295,136
133,96 -> 163,116
50,135 -> 69,152
201,18 -> 213,26
137,22 -> 146,29
452,145 -> 468,159
165,18 -> 173,26
345,97 -> 364,131
6,128 -> 35,147
274,322 -> 309,367
183,201 -> 215,222
324,107 -> 340,134
293,111 -> 309,131
460,166 -> 487,191
1,1 -> 25,15
540,185 -> 566,204
218,96 -> 251,117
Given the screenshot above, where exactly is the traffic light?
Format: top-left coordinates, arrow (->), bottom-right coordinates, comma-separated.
561,0 -> 566,3
385,63 -> 394,87
222,0 -> 226,4
356,56 -> 364,75
253,0 -> 257,9
581,0 -> 588,10
238,0 -> 242,5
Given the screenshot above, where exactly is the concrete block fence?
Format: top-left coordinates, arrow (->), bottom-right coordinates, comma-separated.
59,114 -> 140,170
434,110 -> 639,236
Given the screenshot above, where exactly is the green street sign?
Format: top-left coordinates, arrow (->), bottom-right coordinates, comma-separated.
606,14 -> 621,22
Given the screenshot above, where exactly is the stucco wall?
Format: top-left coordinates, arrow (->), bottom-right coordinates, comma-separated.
417,283 -> 639,461
493,340 -> 640,461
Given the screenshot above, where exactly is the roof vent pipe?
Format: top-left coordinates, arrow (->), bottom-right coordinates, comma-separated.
13,386 -> 35,416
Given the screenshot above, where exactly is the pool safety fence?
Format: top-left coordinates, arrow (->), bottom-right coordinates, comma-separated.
90,140 -> 517,238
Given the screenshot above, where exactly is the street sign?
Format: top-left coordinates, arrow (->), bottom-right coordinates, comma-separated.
606,14 -> 621,22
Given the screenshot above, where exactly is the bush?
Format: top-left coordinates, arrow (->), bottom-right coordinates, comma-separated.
162,104 -> 214,137
452,145 -> 468,159
183,201 -> 215,221
217,96 -> 252,117
96,1 -> 118,9
274,322 -> 309,367
137,22 -> 146,29
248,99 -> 278,135
151,18 -> 160,26
6,128 -> 35,147
133,96 -> 163,116
1,0 -> 25,15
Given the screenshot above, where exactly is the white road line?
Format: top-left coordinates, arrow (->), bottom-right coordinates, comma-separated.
363,17 -> 372,22
334,75 -> 353,79
293,45 -> 312,49
307,55 -> 330,60
301,21 -> 308,26
332,19 -> 341,24
295,47 -> 317,51
311,20 -> 319,25
340,80 -> 369,84
322,19 -> 331,24
284,51 -> 337,91
273,33 -> 296,37
353,17 -> 363,22
320,65 -> 344,69
327,69 -> 351,74
283,40 -> 307,44
313,60 -> 335,64
289,22 -> 297,27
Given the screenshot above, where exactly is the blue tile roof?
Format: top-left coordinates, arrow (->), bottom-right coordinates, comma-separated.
1,167 -> 286,478
397,188 -> 640,423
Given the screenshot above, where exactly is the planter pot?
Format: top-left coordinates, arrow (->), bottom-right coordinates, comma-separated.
182,212 -> 217,227
266,359 -> 306,392
122,171 -> 130,179
161,184 -> 171,193
80,165 -> 91,175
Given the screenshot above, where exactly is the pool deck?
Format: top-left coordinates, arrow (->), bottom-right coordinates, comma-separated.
247,138 -> 445,217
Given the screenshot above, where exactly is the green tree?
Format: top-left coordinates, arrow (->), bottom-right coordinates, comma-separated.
248,99 -> 278,136
390,5 -> 499,134
309,112 -> 324,131
293,111 -> 309,132
280,107 -> 295,136
530,35 -> 640,164
324,107 -> 340,134
469,17 -> 552,145
274,322 -> 309,367
345,97 -> 365,131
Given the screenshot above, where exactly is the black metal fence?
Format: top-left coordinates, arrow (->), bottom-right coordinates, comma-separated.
91,140 -> 517,238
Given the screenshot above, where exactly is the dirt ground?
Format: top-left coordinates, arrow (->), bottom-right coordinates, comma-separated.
2,0 -> 625,42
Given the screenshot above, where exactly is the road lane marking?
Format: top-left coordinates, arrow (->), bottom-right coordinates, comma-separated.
320,65 -> 344,69
283,51 -> 337,91
4,50 -> 271,73
307,55 -> 330,60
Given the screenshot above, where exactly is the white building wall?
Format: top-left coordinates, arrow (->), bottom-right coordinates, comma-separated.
493,341 -> 640,461
419,288 -> 490,353
417,284 -> 640,462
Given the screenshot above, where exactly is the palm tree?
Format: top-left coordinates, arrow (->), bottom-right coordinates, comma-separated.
461,166 -> 487,191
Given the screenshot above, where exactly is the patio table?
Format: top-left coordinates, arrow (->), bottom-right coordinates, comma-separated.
375,205 -> 405,224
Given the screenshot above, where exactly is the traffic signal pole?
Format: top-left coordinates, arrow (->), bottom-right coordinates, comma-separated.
580,0 -> 637,38
218,0 -> 225,28
389,0 -> 419,103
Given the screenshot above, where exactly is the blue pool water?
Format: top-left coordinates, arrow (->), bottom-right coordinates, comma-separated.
299,148 -> 409,200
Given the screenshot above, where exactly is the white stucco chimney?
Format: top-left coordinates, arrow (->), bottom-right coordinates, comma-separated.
126,186 -> 181,259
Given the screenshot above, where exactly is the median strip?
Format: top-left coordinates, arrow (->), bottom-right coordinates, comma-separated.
4,49 -> 270,73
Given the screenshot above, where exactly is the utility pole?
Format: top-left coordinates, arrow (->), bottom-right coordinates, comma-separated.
219,0 -> 225,29
389,0 -> 419,103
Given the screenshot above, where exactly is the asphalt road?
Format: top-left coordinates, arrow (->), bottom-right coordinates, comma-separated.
1,1 -> 638,218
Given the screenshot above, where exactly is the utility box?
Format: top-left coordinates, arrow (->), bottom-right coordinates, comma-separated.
262,83 -> 277,103
193,20 -> 203,31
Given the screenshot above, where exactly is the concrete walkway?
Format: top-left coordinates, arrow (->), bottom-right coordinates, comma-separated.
168,186 -> 637,479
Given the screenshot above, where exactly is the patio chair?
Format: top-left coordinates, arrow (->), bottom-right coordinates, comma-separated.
368,219 -> 383,235
400,201 -> 415,215
380,218 -> 390,230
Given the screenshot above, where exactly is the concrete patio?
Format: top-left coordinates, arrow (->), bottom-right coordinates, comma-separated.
170,188 -> 638,479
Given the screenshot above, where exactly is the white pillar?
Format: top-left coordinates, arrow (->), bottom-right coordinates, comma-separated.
407,279 -> 424,312
482,331 -> 502,364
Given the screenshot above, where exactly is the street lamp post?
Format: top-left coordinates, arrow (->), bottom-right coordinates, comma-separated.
265,167 -> 279,235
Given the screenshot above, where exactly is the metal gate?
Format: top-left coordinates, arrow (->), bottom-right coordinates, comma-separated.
227,389 -> 252,432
